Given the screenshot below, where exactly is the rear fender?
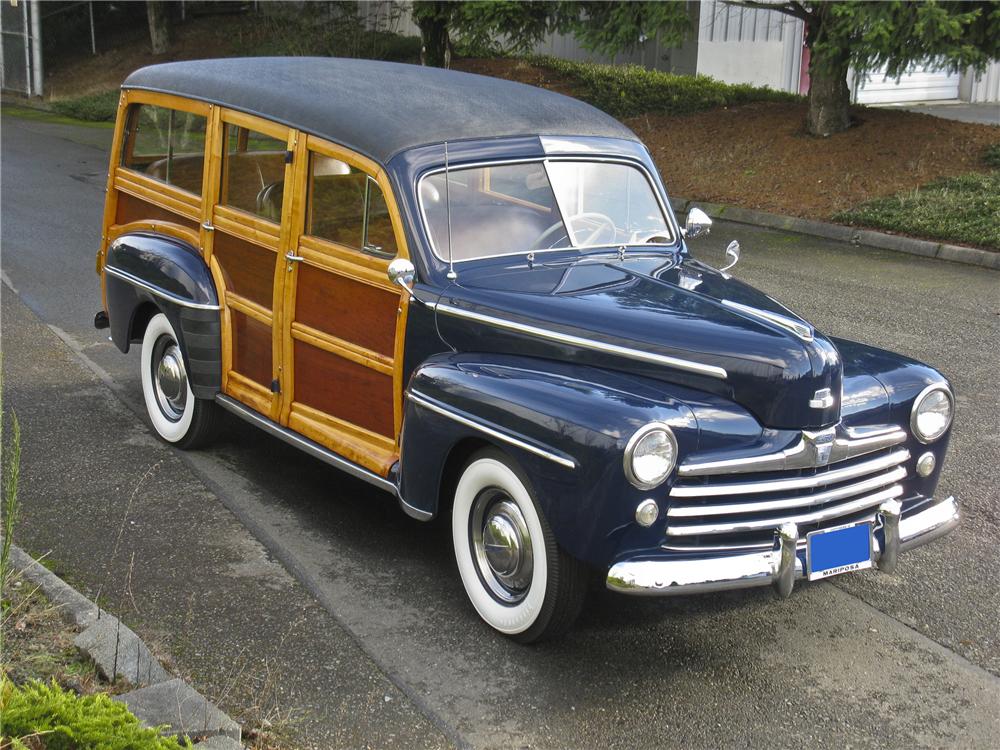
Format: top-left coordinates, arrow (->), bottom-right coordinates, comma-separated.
399,353 -> 699,567
103,232 -> 221,399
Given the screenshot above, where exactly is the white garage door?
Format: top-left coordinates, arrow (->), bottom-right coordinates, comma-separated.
856,64 -> 960,104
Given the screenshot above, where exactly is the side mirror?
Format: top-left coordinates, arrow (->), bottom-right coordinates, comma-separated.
684,207 -> 712,240
720,240 -> 741,272
387,258 -> 416,297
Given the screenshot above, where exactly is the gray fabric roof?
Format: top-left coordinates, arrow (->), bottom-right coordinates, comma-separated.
123,57 -> 638,163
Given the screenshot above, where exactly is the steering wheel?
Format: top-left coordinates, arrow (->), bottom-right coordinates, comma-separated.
533,212 -> 617,249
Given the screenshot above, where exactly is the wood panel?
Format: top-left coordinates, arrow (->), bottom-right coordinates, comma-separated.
213,233 -> 278,311
288,406 -> 397,475
293,340 -> 394,437
231,310 -> 272,388
115,192 -> 200,232
295,263 -> 398,357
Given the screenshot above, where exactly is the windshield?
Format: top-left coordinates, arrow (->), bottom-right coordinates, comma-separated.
420,160 -> 672,263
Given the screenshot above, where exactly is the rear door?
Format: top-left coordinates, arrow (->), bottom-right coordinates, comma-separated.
204,110 -> 296,422
276,135 -> 410,476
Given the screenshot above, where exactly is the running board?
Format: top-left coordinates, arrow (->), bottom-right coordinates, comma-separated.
214,394 -> 398,495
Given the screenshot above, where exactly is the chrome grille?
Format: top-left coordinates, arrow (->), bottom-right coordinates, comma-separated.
665,426 -> 909,551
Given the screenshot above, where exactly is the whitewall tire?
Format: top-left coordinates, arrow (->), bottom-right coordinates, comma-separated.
140,312 -> 218,449
452,448 -> 587,643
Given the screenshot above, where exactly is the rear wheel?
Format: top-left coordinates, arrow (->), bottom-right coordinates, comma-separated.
452,447 -> 587,643
140,312 -> 219,449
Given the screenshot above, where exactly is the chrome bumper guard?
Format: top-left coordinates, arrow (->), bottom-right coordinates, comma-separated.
607,496 -> 959,597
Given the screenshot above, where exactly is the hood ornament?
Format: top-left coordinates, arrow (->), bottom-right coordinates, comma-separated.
721,299 -> 814,342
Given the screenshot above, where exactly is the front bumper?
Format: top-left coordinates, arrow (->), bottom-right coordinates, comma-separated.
606,495 -> 959,597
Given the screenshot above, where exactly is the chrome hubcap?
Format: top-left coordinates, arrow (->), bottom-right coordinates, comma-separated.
152,339 -> 187,422
471,491 -> 533,604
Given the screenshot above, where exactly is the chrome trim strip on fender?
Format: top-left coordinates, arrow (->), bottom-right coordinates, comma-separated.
608,496 -> 959,596
670,449 -> 910,498
677,424 -> 907,477
433,303 -> 728,380
407,391 -> 578,469
104,264 -> 221,311
215,395 -> 397,494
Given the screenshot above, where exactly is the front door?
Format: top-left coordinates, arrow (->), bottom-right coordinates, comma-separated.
205,110 -> 295,422
277,135 -> 409,476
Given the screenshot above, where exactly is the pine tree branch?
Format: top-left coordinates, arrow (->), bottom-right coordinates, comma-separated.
724,1 -> 816,26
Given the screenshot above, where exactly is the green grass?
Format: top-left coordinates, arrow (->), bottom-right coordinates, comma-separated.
533,55 -> 801,118
2,104 -> 115,129
50,89 -> 120,122
834,172 -> 1000,251
983,143 -> 1000,169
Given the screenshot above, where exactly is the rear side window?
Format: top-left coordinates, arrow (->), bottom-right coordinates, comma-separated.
220,124 -> 288,221
122,104 -> 207,195
306,153 -> 397,257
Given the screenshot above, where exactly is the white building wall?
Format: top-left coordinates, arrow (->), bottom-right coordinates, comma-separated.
694,0 -> 803,92
959,62 -> 1000,103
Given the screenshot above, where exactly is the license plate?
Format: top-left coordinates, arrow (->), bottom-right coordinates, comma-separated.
806,522 -> 874,581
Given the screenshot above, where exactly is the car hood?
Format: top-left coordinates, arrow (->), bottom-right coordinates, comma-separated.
433,252 -> 843,430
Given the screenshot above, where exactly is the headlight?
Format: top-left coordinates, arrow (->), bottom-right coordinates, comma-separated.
624,423 -> 678,489
910,384 -> 954,443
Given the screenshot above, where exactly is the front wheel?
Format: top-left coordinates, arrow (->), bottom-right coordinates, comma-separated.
140,312 -> 219,449
452,448 -> 587,643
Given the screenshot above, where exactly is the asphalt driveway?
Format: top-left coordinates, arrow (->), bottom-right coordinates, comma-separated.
2,111 -> 999,749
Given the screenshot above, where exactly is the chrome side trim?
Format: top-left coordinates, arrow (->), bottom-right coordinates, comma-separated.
215,395 -> 397,494
721,299 -> 814,342
666,485 -> 904,537
104,264 -> 221,311
678,425 -> 906,477
434,303 -> 728,380
608,496 -> 959,596
667,464 -> 907,516
670,449 -> 910,498
398,494 -> 434,521
407,391 -> 577,469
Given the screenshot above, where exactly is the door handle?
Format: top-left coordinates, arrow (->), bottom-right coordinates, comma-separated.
201,221 -> 214,232
285,251 -> 304,262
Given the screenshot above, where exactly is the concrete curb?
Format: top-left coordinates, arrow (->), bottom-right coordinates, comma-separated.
7,544 -> 243,746
669,197 -> 1000,270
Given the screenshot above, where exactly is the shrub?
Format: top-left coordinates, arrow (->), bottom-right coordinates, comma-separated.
0,678 -> 193,749
50,90 -> 119,122
532,56 -> 801,118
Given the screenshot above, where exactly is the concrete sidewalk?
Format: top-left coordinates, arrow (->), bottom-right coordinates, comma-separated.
892,100 -> 1000,125
0,289 -> 452,749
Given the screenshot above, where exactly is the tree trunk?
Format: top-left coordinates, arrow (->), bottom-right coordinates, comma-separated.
806,46 -> 852,136
415,2 -> 451,68
147,1 -> 170,55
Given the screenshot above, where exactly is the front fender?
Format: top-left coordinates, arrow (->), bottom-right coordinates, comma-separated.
103,232 -> 221,399
399,353 -> 699,567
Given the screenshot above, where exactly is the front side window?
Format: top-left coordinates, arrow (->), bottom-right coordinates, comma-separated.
220,124 -> 287,221
306,153 -> 397,257
122,103 -> 207,195
421,160 -> 671,263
